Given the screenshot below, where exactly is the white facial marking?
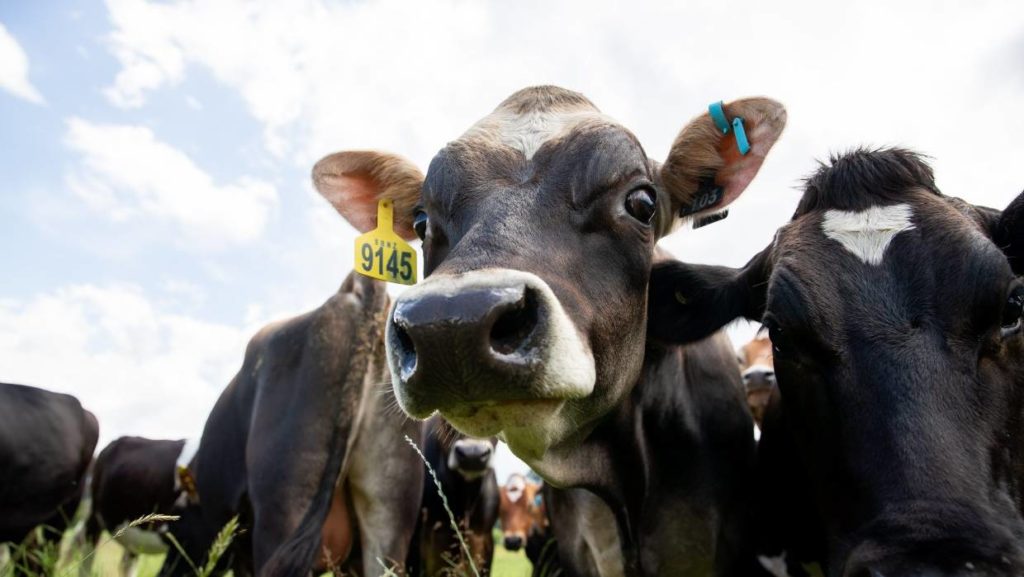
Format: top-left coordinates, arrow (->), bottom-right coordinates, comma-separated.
821,204 -> 915,265
464,109 -> 610,160
506,474 -> 526,503
758,552 -> 792,577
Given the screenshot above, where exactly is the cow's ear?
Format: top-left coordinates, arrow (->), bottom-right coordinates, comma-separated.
658,98 -> 786,233
647,248 -> 772,344
313,150 -> 424,240
994,190 -> 1024,275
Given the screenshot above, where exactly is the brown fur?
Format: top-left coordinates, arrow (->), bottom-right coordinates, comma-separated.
738,334 -> 774,426
312,150 -> 424,239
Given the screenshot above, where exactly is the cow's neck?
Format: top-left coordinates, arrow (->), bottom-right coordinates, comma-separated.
534,341 -> 721,575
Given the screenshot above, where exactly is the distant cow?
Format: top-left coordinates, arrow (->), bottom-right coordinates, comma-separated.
497,473 -> 548,564
80,436 -> 196,577
737,332 -> 775,428
160,272 -> 424,577
649,148 -> 1024,575
410,416 -> 499,577
315,85 -> 785,574
0,383 -> 98,570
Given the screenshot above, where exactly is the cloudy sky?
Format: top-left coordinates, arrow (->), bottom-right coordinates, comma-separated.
1,0 -> 1022,480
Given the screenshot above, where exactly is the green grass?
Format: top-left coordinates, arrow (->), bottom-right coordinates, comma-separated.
2,535 -> 534,577
491,545 -> 532,577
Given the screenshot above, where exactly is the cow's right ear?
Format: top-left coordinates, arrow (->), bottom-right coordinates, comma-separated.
647,248 -> 772,344
312,150 -> 424,240
658,98 -> 786,235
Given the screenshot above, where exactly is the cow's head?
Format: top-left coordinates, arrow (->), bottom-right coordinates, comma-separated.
650,149 -> 1024,576
498,473 -> 546,551
738,331 -> 775,426
314,86 -> 785,473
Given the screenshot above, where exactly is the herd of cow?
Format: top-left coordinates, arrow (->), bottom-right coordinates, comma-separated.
3,84 -> 1024,577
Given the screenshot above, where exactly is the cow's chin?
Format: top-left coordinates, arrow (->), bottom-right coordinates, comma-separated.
439,399 -> 575,463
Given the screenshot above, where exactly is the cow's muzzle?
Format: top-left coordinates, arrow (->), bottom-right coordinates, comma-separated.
386,269 -> 596,424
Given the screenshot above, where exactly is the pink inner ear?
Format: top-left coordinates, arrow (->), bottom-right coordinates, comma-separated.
321,172 -> 381,233
715,128 -> 770,207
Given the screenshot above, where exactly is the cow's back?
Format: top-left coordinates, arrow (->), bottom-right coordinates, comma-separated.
0,382 -> 99,541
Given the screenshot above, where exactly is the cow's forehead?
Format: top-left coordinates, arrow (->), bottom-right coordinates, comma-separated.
454,85 -> 622,161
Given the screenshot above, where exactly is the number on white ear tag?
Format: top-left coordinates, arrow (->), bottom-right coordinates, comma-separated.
354,200 -> 418,285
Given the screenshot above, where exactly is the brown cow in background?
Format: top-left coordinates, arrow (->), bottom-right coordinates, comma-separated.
737,331 -> 775,428
498,473 -> 548,563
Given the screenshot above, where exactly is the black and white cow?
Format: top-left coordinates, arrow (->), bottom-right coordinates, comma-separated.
312,86 -> 787,575
80,436 -> 196,577
649,148 -> 1024,576
409,416 -> 499,576
160,272 -> 423,577
0,383 -> 98,571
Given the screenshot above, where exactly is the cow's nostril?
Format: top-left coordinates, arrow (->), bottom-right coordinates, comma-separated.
490,288 -> 539,356
391,317 -> 417,380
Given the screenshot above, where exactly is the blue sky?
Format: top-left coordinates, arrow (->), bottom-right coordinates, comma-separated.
1,0 -> 1022,480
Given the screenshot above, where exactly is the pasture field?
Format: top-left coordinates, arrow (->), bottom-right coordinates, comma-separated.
0,531 -> 533,577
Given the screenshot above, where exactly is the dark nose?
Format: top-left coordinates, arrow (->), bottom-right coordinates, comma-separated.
455,442 -> 492,464
390,284 -> 540,385
504,535 -> 523,551
743,368 -> 775,392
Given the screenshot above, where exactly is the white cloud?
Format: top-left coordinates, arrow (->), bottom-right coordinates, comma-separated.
64,117 -> 278,247
0,284 -> 258,447
99,0 -> 1024,231
0,21 -> 44,104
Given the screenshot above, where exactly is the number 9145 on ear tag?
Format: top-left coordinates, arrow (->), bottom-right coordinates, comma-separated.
354,200 -> 418,285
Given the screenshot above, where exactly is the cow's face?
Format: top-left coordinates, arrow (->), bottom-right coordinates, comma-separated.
446,435 -> 496,481
650,149 -> 1024,576
498,474 -> 545,551
314,86 -> 785,469
738,333 -> 774,425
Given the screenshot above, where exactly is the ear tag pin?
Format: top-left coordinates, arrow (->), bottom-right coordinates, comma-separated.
353,199 -> 418,285
707,100 -> 751,156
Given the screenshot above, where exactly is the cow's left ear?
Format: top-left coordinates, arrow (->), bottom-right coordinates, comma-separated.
647,247 -> 772,344
658,98 -> 786,235
313,150 -> 424,240
994,190 -> 1024,275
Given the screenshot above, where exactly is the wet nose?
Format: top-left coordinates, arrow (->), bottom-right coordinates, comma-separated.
504,535 -> 523,551
455,442 -> 493,464
390,283 -> 540,384
743,367 -> 775,391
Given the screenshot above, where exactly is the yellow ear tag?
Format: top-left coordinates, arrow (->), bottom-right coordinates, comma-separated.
354,199 -> 418,285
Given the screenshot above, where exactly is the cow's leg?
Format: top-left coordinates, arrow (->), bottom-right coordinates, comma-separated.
76,514 -> 102,577
348,395 -> 424,577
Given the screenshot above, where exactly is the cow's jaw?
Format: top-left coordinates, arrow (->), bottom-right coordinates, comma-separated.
386,268 -> 596,458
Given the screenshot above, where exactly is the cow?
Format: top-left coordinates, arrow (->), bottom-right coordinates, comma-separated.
648,148 -> 1024,576
497,473 -> 547,561
78,436 -> 197,577
409,416 -> 498,576
159,271 -> 424,577
312,85 -> 787,575
0,382 -> 98,573
737,332 -> 775,428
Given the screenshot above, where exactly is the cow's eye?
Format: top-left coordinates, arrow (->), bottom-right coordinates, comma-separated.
625,187 -> 657,224
1001,286 -> 1024,337
413,209 -> 429,241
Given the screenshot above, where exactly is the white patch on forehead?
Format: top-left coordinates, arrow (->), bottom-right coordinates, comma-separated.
821,204 -> 915,265
463,109 -> 610,160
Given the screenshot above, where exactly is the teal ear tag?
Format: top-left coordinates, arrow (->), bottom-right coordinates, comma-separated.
707,100 -> 751,156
